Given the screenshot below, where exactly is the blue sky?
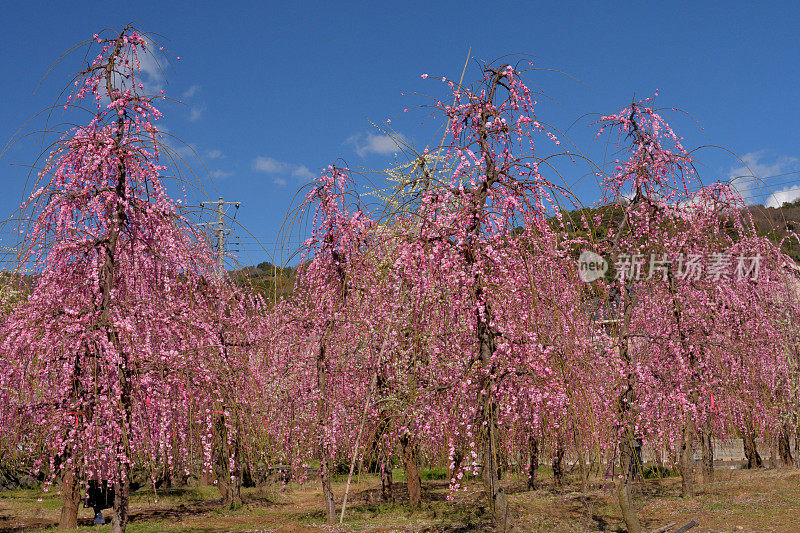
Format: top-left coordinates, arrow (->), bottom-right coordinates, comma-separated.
2,1 -> 799,267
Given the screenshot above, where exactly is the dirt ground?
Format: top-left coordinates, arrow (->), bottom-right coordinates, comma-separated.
0,467 -> 798,532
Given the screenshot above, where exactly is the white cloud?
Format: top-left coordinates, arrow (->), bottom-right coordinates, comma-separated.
95,38 -> 165,107
253,156 -> 317,186
189,106 -> 205,122
253,156 -> 287,173
169,144 -> 198,162
182,85 -> 204,121
728,151 -> 799,205
182,85 -> 200,98
210,169 -> 233,180
766,186 -> 800,208
206,149 -> 224,159
135,40 -> 165,95
154,125 -> 198,162
292,165 -> 315,180
347,132 -> 406,158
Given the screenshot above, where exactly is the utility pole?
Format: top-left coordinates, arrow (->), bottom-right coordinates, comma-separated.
200,196 -> 240,273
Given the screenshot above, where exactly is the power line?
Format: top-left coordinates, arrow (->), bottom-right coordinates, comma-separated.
199,196 -> 240,272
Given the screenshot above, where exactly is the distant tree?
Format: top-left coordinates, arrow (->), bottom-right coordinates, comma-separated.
256,261 -> 276,274
782,199 -> 800,209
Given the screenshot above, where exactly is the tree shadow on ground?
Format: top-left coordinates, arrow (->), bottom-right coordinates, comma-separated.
128,499 -> 225,523
355,480 -> 452,505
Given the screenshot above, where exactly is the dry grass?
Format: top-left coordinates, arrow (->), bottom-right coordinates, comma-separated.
1,467 -> 798,532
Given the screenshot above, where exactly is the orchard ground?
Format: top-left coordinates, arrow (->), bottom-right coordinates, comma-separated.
1,467 -> 798,532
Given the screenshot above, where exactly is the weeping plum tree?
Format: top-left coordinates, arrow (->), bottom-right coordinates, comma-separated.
408,62 -> 580,530
590,99 -> 716,531
285,166 -> 374,523
190,281 -> 268,506
0,27 -> 224,532
590,98 -> 800,531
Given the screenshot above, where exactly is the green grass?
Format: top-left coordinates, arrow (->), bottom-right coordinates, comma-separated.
337,500 -> 489,530
421,467 -> 447,480
642,465 -> 680,479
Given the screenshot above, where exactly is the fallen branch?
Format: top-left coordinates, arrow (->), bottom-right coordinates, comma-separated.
673,520 -> 698,533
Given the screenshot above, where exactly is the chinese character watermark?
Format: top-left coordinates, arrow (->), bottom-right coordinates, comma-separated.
577,252 -> 761,283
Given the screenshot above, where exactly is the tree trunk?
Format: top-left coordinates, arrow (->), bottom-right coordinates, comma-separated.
480,418 -> 510,532
449,449 -> 463,483
477,343 -> 511,531
615,284 -> 641,533
477,388 -> 511,531
215,331 -> 243,506
527,436 -> 539,490
779,425 -> 794,467
103,50 -> 134,532
679,419 -> 695,497
552,439 -> 565,487
574,434 -> 588,493
213,412 -> 242,507
316,340 -> 336,524
58,466 -> 80,529
466,65 -> 514,532
474,293 -> 511,530
380,458 -> 393,502
59,349 -> 87,530
617,436 -> 642,533
320,458 -> 335,523
110,470 -> 130,533
401,433 -> 421,506
743,432 -> 763,469
110,365 -> 133,533
214,418 -> 230,503
370,369 -> 393,503
795,425 -> 800,460
700,423 -> 714,483
770,441 -> 778,469
667,268 -> 697,498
